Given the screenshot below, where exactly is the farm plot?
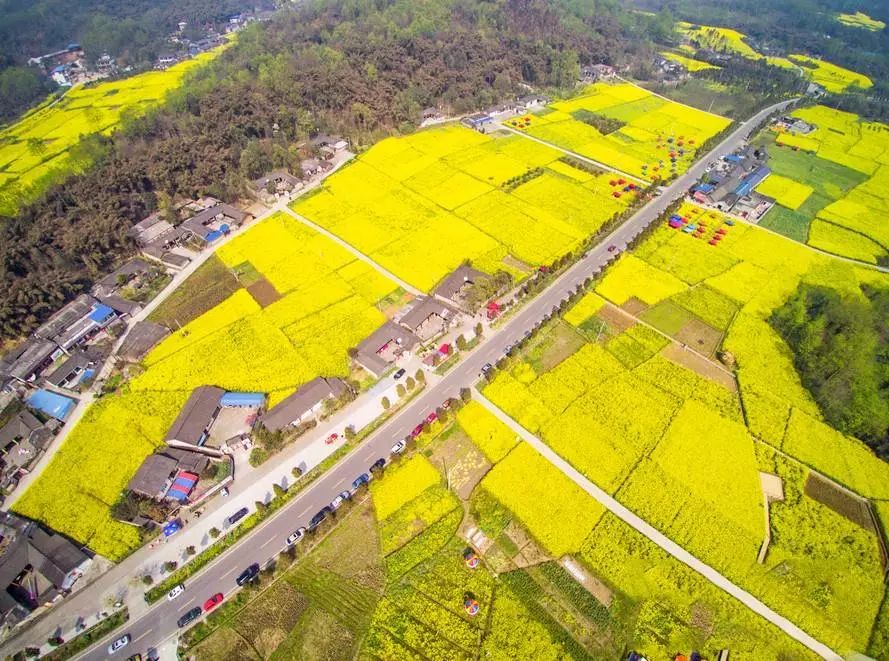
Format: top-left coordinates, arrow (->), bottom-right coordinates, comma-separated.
507,81 -> 730,180
0,47 -> 226,216
761,105 -> 889,263
15,213 -> 397,556
837,11 -> 885,30
660,51 -> 719,72
293,125 -> 633,291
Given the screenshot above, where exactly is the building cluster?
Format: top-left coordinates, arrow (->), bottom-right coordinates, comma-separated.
461,93 -> 553,133
690,145 -> 775,221
0,512 -> 92,631
156,10 -> 274,69
652,56 -> 688,83
27,43 -> 115,87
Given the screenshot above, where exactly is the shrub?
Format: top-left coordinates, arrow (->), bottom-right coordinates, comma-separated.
249,447 -> 269,467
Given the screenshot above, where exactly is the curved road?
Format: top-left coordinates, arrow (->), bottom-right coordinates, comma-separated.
62,96 -> 833,660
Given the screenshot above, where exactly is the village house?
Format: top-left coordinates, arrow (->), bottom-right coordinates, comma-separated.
515,94 -> 550,110
310,133 -> 349,158
580,63 -> 616,82
432,265 -> 489,311
34,294 -> 118,355
691,145 -> 771,213
300,158 -> 334,178
0,339 -> 57,386
462,113 -> 493,132
0,512 -> 91,628
251,169 -> 302,203
92,259 -> 155,298
397,296 -> 459,341
354,322 -> 421,377
43,347 -> 105,391
128,447 -> 210,502
164,386 -> 226,450
180,203 -> 251,245
260,377 -> 349,432
0,411 -> 53,493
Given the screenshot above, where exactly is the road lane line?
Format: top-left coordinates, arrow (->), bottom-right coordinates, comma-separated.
178,600 -> 195,612
220,566 -> 237,579
134,629 -> 153,643
259,536 -> 275,549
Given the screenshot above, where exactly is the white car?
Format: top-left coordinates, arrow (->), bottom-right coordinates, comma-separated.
330,495 -> 345,511
391,439 -> 406,455
108,634 -> 131,654
167,584 -> 185,601
286,527 -> 306,546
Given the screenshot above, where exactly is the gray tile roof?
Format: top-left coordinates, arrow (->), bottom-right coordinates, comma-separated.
398,296 -> 457,332
432,265 -> 487,302
2,338 -> 57,381
260,377 -> 347,432
354,321 -> 420,376
164,386 -> 225,445
0,411 -> 42,447
118,322 -> 170,362
34,294 -> 96,344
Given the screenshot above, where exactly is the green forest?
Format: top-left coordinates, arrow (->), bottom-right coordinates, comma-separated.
771,283 -> 889,457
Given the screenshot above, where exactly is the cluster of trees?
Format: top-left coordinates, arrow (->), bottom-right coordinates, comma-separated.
0,0 -> 646,344
572,109 -> 626,134
0,0 -> 264,121
770,283 -> 889,457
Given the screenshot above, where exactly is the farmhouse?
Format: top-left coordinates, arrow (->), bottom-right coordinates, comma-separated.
128,448 -> 209,501
397,296 -> 459,341
180,203 -> 250,245
432,265 -> 489,310
260,377 -> 349,432
0,411 -> 53,493
0,512 -> 91,627
43,347 -> 105,391
34,294 -> 118,354
118,322 -> 170,363
462,113 -> 493,131
775,115 -> 815,135
0,339 -> 57,385
300,158 -> 334,177
516,94 -> 550,109
310,133 -> 348,157
164,386 -> 226,448
93,259 -> 154,298
251,170 -> 302,202
354,322 -> 421,377
691,146 -> 771,214
131,212 -> 175,248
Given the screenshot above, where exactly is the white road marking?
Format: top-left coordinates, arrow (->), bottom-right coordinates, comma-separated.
220,566 -> 237,579
296,505 -> 312,517
134,628 -> 153,643
178,600 -> 195,612
260,536 -> 275,549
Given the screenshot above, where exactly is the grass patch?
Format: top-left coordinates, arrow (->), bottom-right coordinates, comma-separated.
43,608 -> 129,661
759,204 -> 813,242
523,320 -> 586,373
638,300 -> 693,335
148,254 -> 241,328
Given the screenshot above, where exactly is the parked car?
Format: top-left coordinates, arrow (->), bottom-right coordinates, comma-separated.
203,593 -> 224,612
236,563 -> 260,586
523,330 -> 532,340
391,439 -> 406,455
393,368 -> 406,379
425,412 -> 437,424
167,584 -> 185,601
338,490 -> 352,501
330,495 -> 345,510
227,507 -> 249,526
325,433 -> 338,445
370,457 -> 386,472
441,398 -> 453,410
308,510 -> 327,531
481,363 -> 493,376
607,244 -> 618,252
177,606 -> 202,628
108,634 -> 131,655
504,344 -> 514,356
410,424 -> 424,438
126,655 -> 142,661
352,473 -> 371,489
286,527 -> 307,546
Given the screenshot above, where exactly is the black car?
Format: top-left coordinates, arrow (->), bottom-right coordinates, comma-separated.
369,457 -> 386,472
308,509 -> 327,531
236,562 -> 260,586
352,473 -> 370,489
393,368 -> 406,379
226,507 -> 249,526
177,606 -> 202,628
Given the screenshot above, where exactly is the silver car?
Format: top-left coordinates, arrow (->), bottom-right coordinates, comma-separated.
107,633 -> 131,654
286,527 -> 306,546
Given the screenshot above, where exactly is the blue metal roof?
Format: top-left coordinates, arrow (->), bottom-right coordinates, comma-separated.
27,389 -> 76,420
220,392 -> 265,407
89,304 -> 115,323
724,154 -> 742,164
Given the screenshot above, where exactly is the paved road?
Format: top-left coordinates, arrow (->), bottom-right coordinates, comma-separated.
58,97 -> 803,660
474,392 -> 839,661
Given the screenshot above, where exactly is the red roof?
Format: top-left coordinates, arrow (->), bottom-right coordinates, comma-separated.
439,343 -> 451,354
486,301 -> 500,310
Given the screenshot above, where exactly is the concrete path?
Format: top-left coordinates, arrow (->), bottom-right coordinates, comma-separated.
473,390 -> 840,661
280,206 -> 423,296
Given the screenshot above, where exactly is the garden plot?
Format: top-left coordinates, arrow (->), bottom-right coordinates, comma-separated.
506,81 -> 730,180
293,124 -> 632,291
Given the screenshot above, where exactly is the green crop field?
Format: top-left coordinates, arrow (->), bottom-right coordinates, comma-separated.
0,46 -> 228,216
755,105 -> 889,263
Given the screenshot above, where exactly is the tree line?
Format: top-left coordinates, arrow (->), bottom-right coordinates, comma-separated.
0,0 -> 647,344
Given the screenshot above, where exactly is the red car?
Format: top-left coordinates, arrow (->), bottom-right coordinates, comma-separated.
607,244 -> 618,252
410,424 -> 424,438
203,593 -> 224,612
442,398 -> 453,410
325,433 -> 338,445
425,412 -> 437,424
